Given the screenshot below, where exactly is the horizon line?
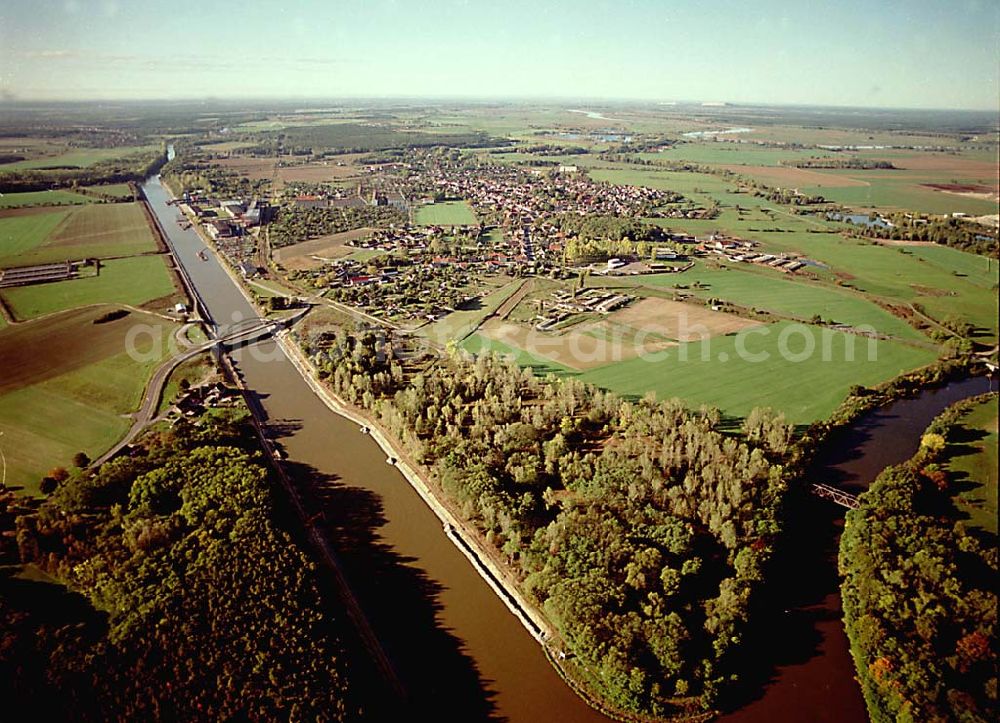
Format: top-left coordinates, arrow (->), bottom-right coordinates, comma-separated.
1,94 -> 998,115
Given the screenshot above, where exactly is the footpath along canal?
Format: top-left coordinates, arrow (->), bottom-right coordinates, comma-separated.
145,166 -> 995,721
143,174 -> 610,721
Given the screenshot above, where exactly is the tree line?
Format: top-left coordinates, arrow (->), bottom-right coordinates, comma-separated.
839,394 -> 997,723
0,409 -> 357,721
853,215 -> 999,258
303,327 -> 798,716
0,149 -> 167,193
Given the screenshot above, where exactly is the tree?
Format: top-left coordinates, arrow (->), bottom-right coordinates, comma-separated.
48,467 -> 69,483
72,452 -> 91,469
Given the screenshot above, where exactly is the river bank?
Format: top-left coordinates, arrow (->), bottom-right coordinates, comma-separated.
158,173 -> 689,721
142,173 -> 614,722
720,374 -> 997,722
145,167 -> 994,721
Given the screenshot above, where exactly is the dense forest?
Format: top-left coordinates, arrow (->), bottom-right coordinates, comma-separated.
303,328 -> 797,716
839,395 -> 998,723
0,410 -> 356,721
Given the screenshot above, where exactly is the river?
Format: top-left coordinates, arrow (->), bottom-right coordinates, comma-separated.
143,172 -> 995,721
720,375 -> 997,722
142,175 -> 610,722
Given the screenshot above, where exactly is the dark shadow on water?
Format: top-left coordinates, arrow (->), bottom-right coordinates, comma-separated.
270,454 -> 504,722
717,488 -> 850,718
719,377 -> 997,719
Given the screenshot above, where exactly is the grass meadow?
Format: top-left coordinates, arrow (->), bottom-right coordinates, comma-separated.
81,183 -> 135,199
415,200 -> 478,226
575,321 -> 938,424
600,264 -> 930,341
0,306 -> 177,495
746,232 -> 998,338
946,396 -> 998,535
2,255 -> 177,320
0,145 -> 158,171
461,317 -> 937,424
0,190 -> 92,209
800,177 -> 999,216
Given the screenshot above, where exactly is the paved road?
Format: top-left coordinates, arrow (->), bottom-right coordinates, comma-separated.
91,320 -> 282,467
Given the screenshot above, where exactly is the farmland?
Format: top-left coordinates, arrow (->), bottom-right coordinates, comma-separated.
0,144 -> 159,171
605,263 -> 931,341
0,209 -> 72,263
0,305 -> 177,495
632,140 -> 999,216
414,200 -> 478,226
0,202 -> 159,267
744,231 -> 998,338
80,182 -> 135,199
460,316 -> 936,424
648,144 -> 837,166
1,255 -> 178,320
800,176 -> 999,216
575,321 -> 939,424
0,189 -> 92,208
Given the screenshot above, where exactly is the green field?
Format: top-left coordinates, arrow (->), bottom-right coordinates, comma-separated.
0,209 -> 72,263
946,396 -> 998,535
0,145 -> 158,171
464,319 -> 936,424
461,332 -> 571,375
614,264 -> 929,341
81,183 -> 135,199
0,203 -> 159,267
744,232 -> 999,339
801,176 -> 999,216
1,255 -> 177,320
414,200 -> 478,226
0,306 -> 177,495
905,245 -> 998,286
588,167 -> 733,195
0,190 -> 92,208
575,321 -> 938,424
645,144 -> 836,166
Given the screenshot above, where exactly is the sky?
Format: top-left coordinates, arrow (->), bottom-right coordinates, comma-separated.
0,0 -> 997,110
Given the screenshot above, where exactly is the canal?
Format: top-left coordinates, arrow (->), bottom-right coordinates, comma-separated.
142,175 -> 610,722
144,171 -> 995,721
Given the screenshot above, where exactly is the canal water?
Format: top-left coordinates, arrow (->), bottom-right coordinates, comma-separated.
143,176 -> 610,722
144,172 -> 995,721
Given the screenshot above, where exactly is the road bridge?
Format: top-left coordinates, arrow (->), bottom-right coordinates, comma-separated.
92,312 -> 304,468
